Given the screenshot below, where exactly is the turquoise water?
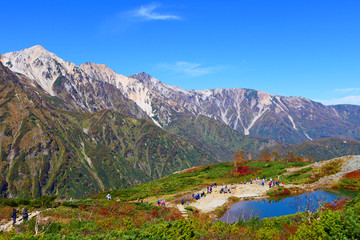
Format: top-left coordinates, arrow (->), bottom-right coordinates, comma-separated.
219,190 -> 359,223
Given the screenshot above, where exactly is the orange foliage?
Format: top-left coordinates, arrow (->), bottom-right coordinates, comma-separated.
98,208 -> 110,216
323,198 -> 350,211
343,170 -> 360,179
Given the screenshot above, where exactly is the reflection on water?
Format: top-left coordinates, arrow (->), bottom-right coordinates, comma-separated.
220,190 -> 358,223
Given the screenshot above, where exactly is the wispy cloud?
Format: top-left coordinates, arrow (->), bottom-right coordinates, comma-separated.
158,61 -> 222,77
101,3 -> 180,35
315,95 -> 360,106
335,88 -> 360,93
131,3 -> 180,21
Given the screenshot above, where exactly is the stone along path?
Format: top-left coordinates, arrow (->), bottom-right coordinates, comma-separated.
177,204 -> 188,219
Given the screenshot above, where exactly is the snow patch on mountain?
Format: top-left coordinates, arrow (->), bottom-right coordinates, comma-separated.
304,132 -> 313,141
288,115 -> 298,130
244,106 -> 269,135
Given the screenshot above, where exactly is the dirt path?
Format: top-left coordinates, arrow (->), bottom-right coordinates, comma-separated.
177,204 -> 188,219
0,210 -> 40,232
188,182 -> 269,213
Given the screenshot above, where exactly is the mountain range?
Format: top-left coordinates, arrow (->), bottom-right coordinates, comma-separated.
1,45 -> 359,198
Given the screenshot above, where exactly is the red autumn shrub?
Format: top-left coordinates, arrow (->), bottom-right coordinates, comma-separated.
236,166 -> 253,176
281,188 -> 291,195
151,209 -> 158,217
323,197 -> 350,211
343,170 -> 360,179
98,208 -> 110,216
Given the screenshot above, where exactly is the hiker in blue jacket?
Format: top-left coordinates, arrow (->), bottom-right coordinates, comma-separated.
12,208 -> 19,226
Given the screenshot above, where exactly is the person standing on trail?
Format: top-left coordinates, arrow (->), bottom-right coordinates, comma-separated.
22,208 -> 28,221
12,208 -> 19,226
181,199 -> 184,205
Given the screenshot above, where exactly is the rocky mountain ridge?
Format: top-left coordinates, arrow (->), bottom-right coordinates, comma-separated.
2,45 -> 360,144
1,51 -> 360,199
0,62 -> 217,198
130,74 -> 360,144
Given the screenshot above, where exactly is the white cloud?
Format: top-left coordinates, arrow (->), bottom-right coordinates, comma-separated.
315,95 -> 360,106
158,61 -> 221,77
334,88 -> 360,93
132,3 -> 180,21
100,3 -> 180,35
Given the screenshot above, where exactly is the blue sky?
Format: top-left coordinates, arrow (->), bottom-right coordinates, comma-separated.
2,0 -> 360,105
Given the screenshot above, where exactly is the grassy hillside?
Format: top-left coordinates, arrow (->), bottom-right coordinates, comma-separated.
94,159 -> 309,202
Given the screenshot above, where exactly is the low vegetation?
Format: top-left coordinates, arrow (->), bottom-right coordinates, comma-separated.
1,195 -> 359,239
337,170 -> 360,190
267,186 -> 292,197
1,157 -> 359,239
95,159 -> 310,202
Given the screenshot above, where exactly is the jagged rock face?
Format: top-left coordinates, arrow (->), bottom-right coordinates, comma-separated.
130,73 -> 360,144
1,46 -> 360,145
79,63 -> 188,127
0,46 -> 148,120
330,104 -> 360,125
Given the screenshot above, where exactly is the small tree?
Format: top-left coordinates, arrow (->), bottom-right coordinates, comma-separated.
286,151 -> 295,162
272,151 -> 280,161
233,151 -> 244,171
259,151 -> 272,162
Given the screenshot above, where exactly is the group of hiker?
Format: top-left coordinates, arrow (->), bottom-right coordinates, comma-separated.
11,208 -> 28,226
180,199 -> 190,205
220,185 -> 232,194
242,176 -> 285,188
192,183 -> 217,200
102,177 -> 286,209
157,199 -> 166,206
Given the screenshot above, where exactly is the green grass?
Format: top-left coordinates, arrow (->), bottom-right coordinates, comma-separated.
282,167 -> 313,184
95,160 -> 309,202
95,163 -> 234,201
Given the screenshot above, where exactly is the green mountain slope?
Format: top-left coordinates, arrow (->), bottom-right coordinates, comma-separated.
267,138 -> 360,160
0,63 -> 215,199
165,113 -> 277,161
